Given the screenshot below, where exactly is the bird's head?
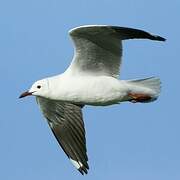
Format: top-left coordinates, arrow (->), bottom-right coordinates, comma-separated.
19,79 -> 49,98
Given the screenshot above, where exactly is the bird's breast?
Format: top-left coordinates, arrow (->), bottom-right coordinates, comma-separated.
49,76 -> 128,106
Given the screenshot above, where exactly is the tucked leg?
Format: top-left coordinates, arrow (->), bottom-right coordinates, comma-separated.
128,92 -> 153,103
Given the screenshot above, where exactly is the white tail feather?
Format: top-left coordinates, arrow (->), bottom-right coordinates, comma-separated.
127,77 -> 161,102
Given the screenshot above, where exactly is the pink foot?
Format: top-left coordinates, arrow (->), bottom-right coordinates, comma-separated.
128,92 -> 152,103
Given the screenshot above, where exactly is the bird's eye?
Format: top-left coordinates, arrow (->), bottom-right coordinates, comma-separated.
37,85 -> 41,89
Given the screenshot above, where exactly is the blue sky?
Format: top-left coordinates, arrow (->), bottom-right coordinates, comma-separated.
0,0 -> 179,179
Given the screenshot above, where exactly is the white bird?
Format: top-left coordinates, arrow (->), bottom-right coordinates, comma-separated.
19,25 -> 165,175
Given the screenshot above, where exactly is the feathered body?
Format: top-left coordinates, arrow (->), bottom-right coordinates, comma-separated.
19,25 -> 165,175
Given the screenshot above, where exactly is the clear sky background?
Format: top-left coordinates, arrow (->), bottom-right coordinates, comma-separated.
0,0 -> 179,179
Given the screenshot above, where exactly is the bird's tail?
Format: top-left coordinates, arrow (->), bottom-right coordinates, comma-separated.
127,77 -> 161,103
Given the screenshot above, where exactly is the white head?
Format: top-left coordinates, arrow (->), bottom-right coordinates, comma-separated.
19,79 -> 49,98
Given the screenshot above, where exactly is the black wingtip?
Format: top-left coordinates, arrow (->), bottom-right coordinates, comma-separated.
78,166 -> 88,175
78,168 -> 87,175
151,35 -> 166,41
78,168 -> 84,175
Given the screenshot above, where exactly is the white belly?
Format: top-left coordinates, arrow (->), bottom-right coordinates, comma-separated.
49,75 -> 129,106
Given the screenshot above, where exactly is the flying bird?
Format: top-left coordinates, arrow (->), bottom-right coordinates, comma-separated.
19,25 -> 165,175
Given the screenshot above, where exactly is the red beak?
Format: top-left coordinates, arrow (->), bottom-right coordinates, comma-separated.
19,91 -> 32,98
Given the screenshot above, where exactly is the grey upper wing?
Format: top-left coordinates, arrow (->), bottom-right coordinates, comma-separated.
36,97 -> 89,175
68,25 -> 165,78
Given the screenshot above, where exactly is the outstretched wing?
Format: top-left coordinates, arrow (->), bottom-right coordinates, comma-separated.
36,97 -> 89,175
68,25 -> 165,78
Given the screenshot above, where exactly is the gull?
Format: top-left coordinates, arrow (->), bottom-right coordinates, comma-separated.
19,25 -> 165,175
